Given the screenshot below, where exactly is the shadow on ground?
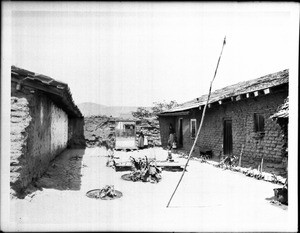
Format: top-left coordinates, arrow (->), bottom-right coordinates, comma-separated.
34,149 -> 86,191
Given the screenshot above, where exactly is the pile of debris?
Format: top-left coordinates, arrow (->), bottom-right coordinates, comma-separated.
272,178 -> 288,205
84,115 -> 161,148
136,117 -> 161,147
210,155 -> 287,184
214,158 -> 287,185
84,116 -> 116,148
178,151 -> 287,186
126,156 -> 162,183
215,155 -> 239,169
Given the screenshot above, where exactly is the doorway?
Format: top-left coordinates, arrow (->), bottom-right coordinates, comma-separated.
178,118 -> 183,147
223,119 -> 233,155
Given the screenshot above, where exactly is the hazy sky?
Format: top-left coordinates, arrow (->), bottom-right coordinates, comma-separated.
8,2 -> 298,107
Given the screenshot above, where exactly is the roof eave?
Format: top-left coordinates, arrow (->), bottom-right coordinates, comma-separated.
11,66 -> 83,118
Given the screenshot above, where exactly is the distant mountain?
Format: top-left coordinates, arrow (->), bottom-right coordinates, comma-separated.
78,102 -> 151,117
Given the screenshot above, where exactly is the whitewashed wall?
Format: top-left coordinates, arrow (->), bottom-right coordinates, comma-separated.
50,104 -> 68,155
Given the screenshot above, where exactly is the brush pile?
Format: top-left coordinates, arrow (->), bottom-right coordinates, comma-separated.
86,185 -> 122,200
128,156 -> 162,183
243,168 -> 264,179
98,185 -> 117,199
215,155 -> 238,169
193,154 -> 210,163
272,178 -> 288,205
214,162 -> 286,185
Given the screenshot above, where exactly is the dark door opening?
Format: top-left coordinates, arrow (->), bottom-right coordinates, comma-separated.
223,119 -> 233,155
178,118 -> 183,147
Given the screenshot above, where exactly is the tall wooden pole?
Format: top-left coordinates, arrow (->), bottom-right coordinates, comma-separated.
166,37 -> 226,208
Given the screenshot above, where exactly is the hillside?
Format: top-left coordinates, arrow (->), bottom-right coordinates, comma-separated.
78,102 -> 148,117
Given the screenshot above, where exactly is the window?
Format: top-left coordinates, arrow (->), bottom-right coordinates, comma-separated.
254,113 -> 265,132
190,119 -> 197,138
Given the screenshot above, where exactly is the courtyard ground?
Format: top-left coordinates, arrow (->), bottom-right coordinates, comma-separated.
8,147 -> 291,232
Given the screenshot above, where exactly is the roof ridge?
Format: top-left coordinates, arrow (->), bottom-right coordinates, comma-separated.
164,69 -> 289,113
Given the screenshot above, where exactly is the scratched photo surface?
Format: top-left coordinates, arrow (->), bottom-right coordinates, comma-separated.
1,2 -> 298,232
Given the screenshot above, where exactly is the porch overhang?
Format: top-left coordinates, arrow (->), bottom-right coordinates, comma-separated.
158,111 -> 190,117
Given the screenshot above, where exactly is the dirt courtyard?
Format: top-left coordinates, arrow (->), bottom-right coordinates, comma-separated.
8,147 -> 292,232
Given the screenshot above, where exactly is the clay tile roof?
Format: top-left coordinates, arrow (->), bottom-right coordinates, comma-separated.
11,65 -> 83,118
271,97 -> 289,119
161,69 -> 289,114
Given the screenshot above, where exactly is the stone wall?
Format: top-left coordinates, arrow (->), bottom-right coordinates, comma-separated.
10,95 -> 32,195
10,83 -> 74,195
159,91 -> 288,176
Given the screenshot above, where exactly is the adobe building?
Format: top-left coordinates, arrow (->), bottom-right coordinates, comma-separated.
270,96 -> 289,173
158,69 -> 288,176
10,66 -> 85,196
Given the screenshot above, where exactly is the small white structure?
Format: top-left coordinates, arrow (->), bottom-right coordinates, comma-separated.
115,120 -> 137,150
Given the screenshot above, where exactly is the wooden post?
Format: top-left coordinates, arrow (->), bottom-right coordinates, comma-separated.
238,144 -> 244,167
166,36 -> 226,208
239,119 -> 247,167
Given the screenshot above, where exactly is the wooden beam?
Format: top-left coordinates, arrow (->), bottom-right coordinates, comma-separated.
11,71 -> 20,76
159,111 -> 190,117
263,88 -> 270,94
231,96 -> 235,101
13,77 -> 82,117
246,92 -> 255,98
12,76 -> 62,97
236,94 -> 246,101
208,102 -> 220,108
254,90 -> 265,97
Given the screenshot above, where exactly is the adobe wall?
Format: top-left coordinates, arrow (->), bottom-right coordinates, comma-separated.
10,84 -> 69,195
200,92 -> 287,176
160,91 -> 288,176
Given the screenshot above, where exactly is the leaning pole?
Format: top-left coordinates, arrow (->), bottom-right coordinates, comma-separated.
166,37 -> 227,208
